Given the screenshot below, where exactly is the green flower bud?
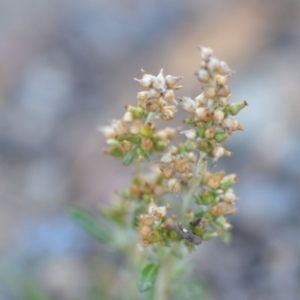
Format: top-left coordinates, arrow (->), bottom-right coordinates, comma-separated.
220,174 -> 238,190
215,132 -> 229,143
128,106 -> 145,119
202,231 -> 218,241
148,231 -> 161,243
154,140 -> 166,152
129,134 -> 142,144
139,125 -> 153,138
229,101 -> 248,116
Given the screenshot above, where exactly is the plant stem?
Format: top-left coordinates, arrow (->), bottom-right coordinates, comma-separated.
154,263 -> 168,300
182,151 -> 207,217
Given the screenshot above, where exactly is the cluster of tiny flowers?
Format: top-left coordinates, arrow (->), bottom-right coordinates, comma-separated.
135,69 -> 182,120
99,70 -> 182,165
100,47 -> 247,250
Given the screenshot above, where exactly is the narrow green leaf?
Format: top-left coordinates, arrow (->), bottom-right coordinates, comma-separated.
69,206 -> 111,243
123,151 -> 135,166
137,263 -> 159,293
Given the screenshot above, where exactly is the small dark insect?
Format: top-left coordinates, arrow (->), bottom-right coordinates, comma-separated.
166,223 -> 202,246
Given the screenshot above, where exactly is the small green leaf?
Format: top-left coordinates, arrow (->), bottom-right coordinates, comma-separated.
123,151 -> 135,166
69,206 -> 111,243
137,263 -> 159,293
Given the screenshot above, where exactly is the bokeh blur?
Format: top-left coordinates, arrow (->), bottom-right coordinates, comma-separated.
1,0 -> 300,299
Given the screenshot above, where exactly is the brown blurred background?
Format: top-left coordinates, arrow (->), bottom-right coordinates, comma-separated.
1,0 -> 300,299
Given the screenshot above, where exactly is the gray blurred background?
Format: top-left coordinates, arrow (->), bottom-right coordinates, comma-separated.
1,0 -> 300,299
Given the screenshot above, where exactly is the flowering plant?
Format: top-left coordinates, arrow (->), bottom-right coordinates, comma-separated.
71,47 -> 247,299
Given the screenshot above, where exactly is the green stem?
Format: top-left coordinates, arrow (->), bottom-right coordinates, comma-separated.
182,151 -> 207,217
154,262 -> 168,300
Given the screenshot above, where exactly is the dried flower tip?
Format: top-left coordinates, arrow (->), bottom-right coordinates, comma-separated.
160,166 -> 174,179
123,111 -> 133,123
168,145 -> 178,155
211,202 -> 237,217
181,172 -> 193,182
195,107 -> 211,122
206,172 -> 224,189
137,91 -> 149,102
217,85 -> 231,97
219,61 -> 233,75
120,140 -> 131,152
137,224 -> 152,236
223,191 -> 238,204
161,152 -> 173,164
212,110 -> 225,124
163,89 -> 177,104
174,155 -> 190,173
207,56 -> 221,73
147,88 -> 161,100
161,106 -> 177,121
195,93 -> 207,106
141,138 -> 153,151
216,75 -> 227,86
165,75 -> 183,88
152,69 -> 166,93
232,120 -> 243,131
179,97 -> 196,114
168,178 -> 181,194
197,69 -> 210,83
98,126 -> 116,139
198,46 -> 213,60
187,152 -> 197,163
139,214 -> 155,226
180,129 -> 197,141
204,86 -> 216,99
204,127 -> 216,139
134,69 -> 154,88
165,127 -> 177,140
212,146 -> 233,160
137,236 -> 151,250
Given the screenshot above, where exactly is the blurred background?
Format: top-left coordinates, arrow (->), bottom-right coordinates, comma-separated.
1,0 -> 300,299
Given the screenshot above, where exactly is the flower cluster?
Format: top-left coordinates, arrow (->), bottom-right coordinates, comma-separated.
99,70 -> 182,165
100,47 -> 247,250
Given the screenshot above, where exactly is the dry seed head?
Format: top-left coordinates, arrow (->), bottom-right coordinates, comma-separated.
216,75 -> 227,86
147,88 -> 161,100
195,107 -> 211,122
217,85 -> 231,97
137,224 -> 152,236
195,93 -> 207,107
219,61 -> 233,75
180,129 -> 197,141
198,46 -> 213,60
204,86 -> 216,99
123,111 -> 134,123
137,91 -> 149,102
134,70 -> 154,88
212,110 -> 225,124
181,172 -> 193,182
165,75 -> 183,89
120,140 -> 131,152
161,106 -> 176,121
179,97 -> 196,114
161,152 -> 173,164
137,236 -> 151,250
139,214 -> 155,226
174,155 -> 190,173
223,191 -> 238,204
197,69 -> 210,83
211,202 -> 237,217
207,56 -> 221,73
168,178 -> 181,194
163,89 -> 176,104
141,138 -> 153,151
206,172 -> 224,189
205,127 -> 216,139
152,69 -> 166,93
98,126 -> 116,139
160,166 -> 174,179
145,99 -> 159,112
